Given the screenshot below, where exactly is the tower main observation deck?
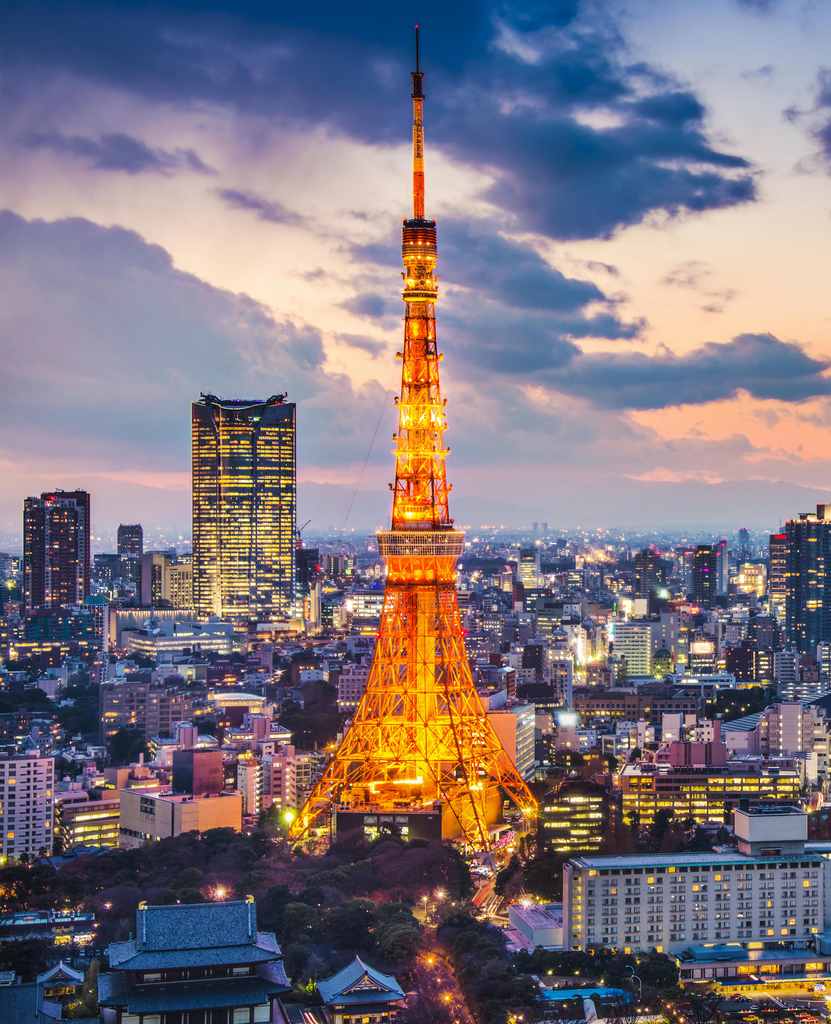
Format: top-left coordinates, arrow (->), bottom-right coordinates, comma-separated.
289,30 -> 536,850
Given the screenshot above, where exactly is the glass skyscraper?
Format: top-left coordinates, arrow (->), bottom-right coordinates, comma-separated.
192,394 -> 296,624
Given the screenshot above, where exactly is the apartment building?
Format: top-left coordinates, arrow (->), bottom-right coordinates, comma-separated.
0,753 -> 54,861
564,806 -> 824,960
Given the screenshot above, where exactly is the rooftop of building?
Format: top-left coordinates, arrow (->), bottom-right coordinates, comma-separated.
509,902 -> 563,929
195,393 -> 289,409
722,712 -> 765,732
317,956 -> 404,1008
130,790 -> 239,804
677,943 -> 831,965
568,849 -> 821,871
106,899 -> 284,973
737,802 -> 804,817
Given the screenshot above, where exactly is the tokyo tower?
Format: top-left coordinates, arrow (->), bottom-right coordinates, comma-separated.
290,29 -> 536,850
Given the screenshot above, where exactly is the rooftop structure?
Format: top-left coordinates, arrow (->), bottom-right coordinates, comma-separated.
317,955 -> 404,1024
99,898 -> 289,1023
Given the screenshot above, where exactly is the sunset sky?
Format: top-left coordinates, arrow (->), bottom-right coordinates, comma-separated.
4,0 -> 831,538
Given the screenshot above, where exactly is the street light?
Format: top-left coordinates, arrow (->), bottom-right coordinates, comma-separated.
626,964 -> 642,1003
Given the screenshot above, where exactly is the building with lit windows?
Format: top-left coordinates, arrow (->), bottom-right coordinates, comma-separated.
692,544 -> 717,607
117,523 -> 143,587
609,621 -> 652,677
619,758 -> 801,827
564,806 -> 826,981
769,531 -> 788,626
23,490 -> 90,611
736,562 -> 767,598
786,504 -> 831,654
540,778 -> 607,855
100,674 -> 194,740
118,789 -> 242,848
192,393 -> 296,624
0,753 -> 54,861
55,787 -> 120,852
518,546 -> 541,589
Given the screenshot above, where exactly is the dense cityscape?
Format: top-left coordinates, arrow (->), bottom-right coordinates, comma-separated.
6,4 -> 831,1024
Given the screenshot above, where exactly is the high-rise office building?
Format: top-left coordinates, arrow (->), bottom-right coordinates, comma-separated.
769,531 -> 788,626
141,551 -> 169,605
737,527 -> 751,561
610,621 -> 653,677
192,394 -> 296,624
786,505 -> 831,654
23,490 -> 90,611
117,523 -> 143,586
518,546 -> 541,589
692,544 -> 717,607
633,547 -> 661,599
716,537 -> 729,597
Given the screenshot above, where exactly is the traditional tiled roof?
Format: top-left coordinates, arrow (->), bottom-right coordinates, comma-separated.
107,899 -> 283,971
317,957 -> 404,1008
0,981 -> 36,1022
99,973 -> 286,1012
37,961 -> 84,985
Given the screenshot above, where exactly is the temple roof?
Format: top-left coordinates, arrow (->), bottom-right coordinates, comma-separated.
107,899 -> 282,970
99,974 -> 288,1012
317,957 -> 404,1007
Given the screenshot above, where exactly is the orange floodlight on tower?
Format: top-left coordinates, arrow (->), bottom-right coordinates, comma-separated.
290,28 -> 536,850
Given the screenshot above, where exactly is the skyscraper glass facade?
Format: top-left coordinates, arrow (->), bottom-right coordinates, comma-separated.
192,394 -> 296,624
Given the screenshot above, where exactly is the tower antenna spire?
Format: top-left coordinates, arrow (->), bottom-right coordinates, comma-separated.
411,23 -> 425,219
288,27 -> 537,853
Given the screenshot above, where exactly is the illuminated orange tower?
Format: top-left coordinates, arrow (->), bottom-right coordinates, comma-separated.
290,29 -> 536,849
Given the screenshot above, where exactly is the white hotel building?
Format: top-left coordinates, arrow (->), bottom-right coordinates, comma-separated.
564,806 -> 831,985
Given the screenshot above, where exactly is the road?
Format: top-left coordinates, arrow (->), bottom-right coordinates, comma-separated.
411,947 -> 477,1024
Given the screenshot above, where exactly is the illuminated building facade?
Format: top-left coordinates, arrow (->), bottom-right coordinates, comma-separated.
769,531 -> 788,626
290,33 -> 535,849
0,753 -> 55,861
192,394 -> 296,624
117,523 -> 143,586
55,789 -> 120,851
23,490 -> 91,611
609,621 -> 652,677
786,504 -> 831,654
691,544 -> 717,607
620,761 -> 801,827
564,806 -> 823,959
540,778 -> 607,855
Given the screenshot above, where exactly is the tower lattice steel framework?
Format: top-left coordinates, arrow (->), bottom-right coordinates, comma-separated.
290,29 -> 537,849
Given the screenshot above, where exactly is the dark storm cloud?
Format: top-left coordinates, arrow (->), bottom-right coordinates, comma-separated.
21,131 -> 214,175
0,211 -> 382,466
543,333 -> 831,410
216,188 -> 305,225
4,1 -> 756,241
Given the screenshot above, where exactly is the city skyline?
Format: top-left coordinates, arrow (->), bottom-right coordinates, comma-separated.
6,2 -> 831,534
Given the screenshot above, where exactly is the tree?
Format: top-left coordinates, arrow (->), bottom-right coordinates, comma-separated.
0,938 -> 52,980
280,902 -> 321,943
325,900 -> 376,950
108,727 -> 148,766
376,921 -> 421,963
